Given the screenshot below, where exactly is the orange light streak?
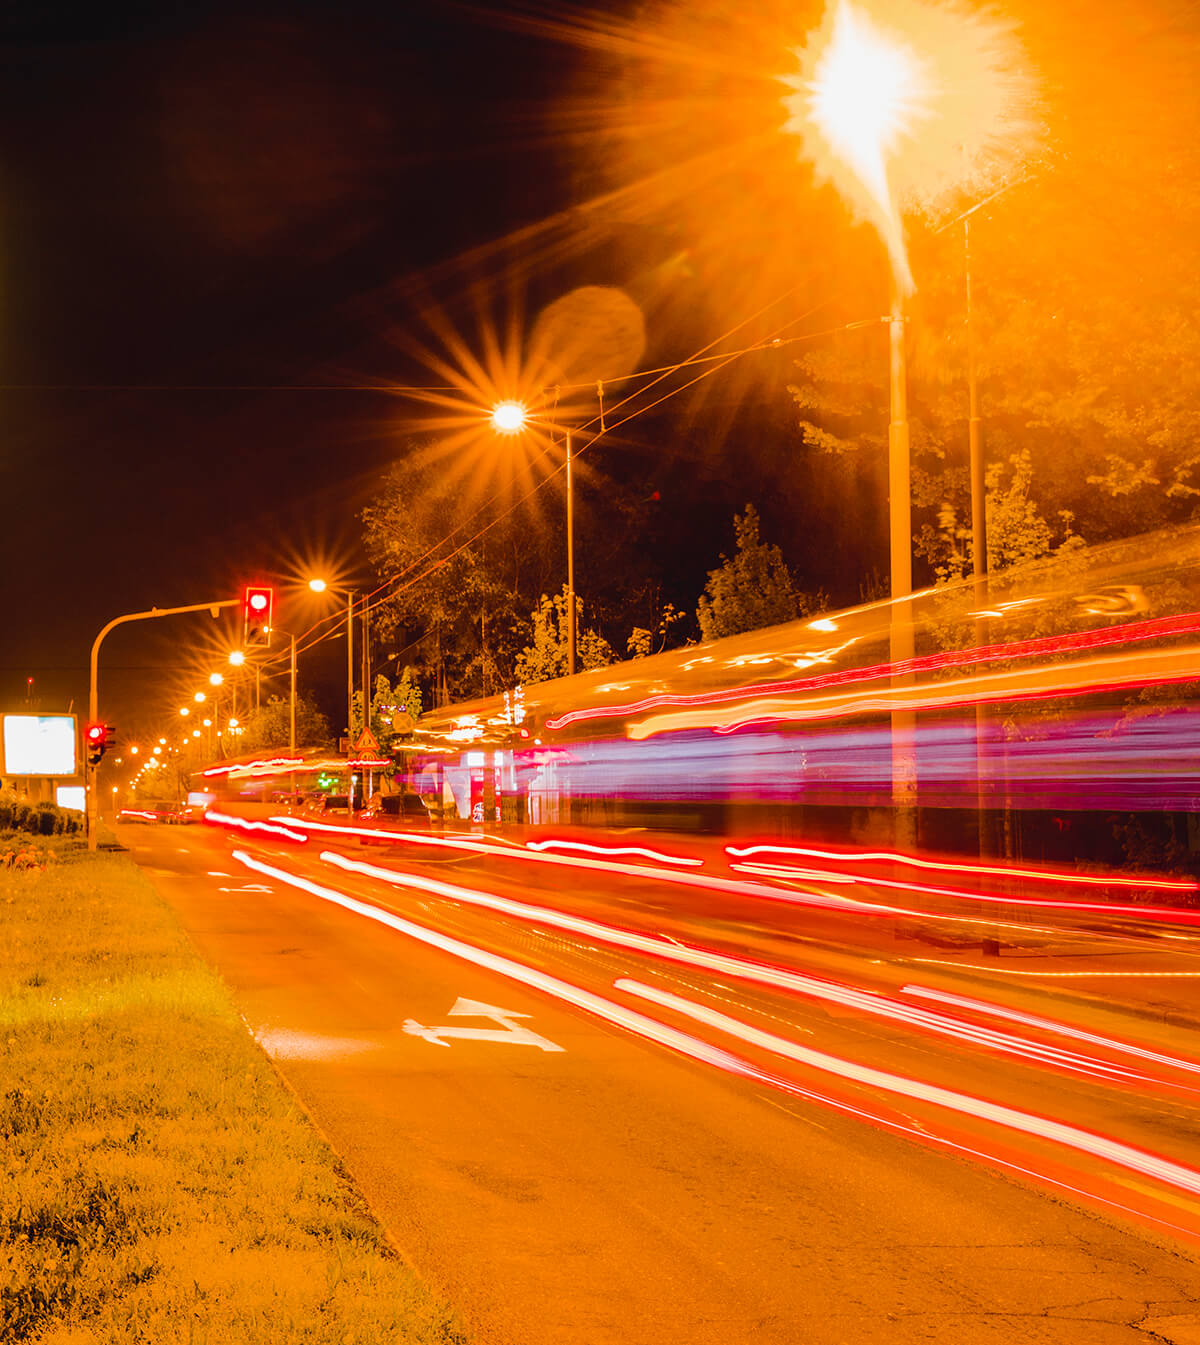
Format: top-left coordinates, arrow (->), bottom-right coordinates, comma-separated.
903,985 -> 1200,1081
204,809 -> 309,843
726,843 -> 1199,895
318,851 -> 1180,1088
630,641 -> 1200,738
728,860 -> 1200,929
526,838 -> 704,867
228,848 -> 1200,1226
616,979 -> 1200,1200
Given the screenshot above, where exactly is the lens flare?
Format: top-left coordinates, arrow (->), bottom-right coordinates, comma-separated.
783,0 -> 1038,292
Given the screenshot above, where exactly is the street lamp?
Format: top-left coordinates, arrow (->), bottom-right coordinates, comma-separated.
209,672 -> 224,687
228,649 -> 245,667
308,576 -> 357,750
491,400 -> 579,675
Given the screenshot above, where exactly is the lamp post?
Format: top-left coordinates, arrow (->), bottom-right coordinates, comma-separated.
308,578 -> 356,746
491,400 -> 577,675
785,0 -> 924,840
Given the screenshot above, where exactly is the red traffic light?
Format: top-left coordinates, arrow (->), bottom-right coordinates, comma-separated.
243,586 -> 274,646
85,722 -> 113,766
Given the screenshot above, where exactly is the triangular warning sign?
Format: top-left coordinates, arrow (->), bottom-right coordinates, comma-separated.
350,727 -> 381,757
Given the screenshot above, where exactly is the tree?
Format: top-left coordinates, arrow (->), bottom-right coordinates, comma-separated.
350,670 -> 423,753
627,602 -> 686,658
696,505 -> 814,641
235,695 -> 332,753
361,460 -> 548,706
515,586 -> 614,685
917,449 -> 1084,584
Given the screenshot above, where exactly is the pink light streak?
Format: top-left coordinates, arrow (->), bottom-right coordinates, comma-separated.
545,610 -> 1200,733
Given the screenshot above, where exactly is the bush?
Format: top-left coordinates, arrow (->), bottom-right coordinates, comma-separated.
0,800 -> 81,838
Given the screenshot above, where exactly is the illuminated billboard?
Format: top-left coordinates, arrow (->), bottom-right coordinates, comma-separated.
1,715 -> 78,777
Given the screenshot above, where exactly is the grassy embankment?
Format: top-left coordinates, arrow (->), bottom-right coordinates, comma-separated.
1,837 -> 467,1344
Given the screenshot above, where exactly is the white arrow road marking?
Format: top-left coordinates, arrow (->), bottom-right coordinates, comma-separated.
217,882 -> 275,893
403,996 -> 564,1051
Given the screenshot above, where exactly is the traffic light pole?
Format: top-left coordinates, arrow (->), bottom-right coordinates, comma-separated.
88,598 -> 240,851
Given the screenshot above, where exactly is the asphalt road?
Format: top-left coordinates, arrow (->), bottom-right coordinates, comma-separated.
121,820 -> 1200,1345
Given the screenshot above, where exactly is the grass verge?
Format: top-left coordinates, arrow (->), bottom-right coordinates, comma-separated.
1,841 -> 467,1344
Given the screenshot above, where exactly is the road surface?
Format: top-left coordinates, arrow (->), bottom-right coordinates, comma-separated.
120,818 -> 1200,1344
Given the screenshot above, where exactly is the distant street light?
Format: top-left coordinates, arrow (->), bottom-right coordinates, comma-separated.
193,691 -> 206,704
228,649 -> 246,667
308,577 -> 328,593
491,401 -> 579,675
209,672 -> 224,687
179,707 -> 190,717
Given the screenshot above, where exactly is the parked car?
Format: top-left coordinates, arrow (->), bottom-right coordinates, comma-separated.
304,794 -> 352,818
356,792 -> 431,832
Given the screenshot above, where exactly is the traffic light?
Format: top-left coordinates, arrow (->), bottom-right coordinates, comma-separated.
85,723 -> 114,767
243,586 -> 274,646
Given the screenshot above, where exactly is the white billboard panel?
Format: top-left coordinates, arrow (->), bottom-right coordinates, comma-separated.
2,715 -> 78,777
56,785 -> 86,812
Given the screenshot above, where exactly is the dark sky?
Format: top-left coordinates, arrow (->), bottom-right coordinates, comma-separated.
0,1 -> 600,731
1,0 -> 861,740
7,0 -> 1188,744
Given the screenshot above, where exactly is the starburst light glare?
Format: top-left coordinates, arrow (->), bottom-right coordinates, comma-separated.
209,672 -> 224,686
229,650 -> 246,667
783,0 -> 1036,293
491,400 -> 528,434
786,0 -> 928,290
308,577 -> 328,593
809,2 -> 925,216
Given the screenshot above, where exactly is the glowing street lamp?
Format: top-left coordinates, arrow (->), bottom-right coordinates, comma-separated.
179,707 -> 190,717
193,691 -> 206,704
491,400 -> 578,675
209,672 -> 224,687
228,649 -> 246,668
307,576 -> 358,753
490,400 -> 528,434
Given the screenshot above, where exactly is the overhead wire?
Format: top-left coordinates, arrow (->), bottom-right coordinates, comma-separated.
275,310 -> 880,672
225,289 -> 883,687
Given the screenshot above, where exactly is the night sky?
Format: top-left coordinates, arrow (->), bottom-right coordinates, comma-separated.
3,0 -> 1191,741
